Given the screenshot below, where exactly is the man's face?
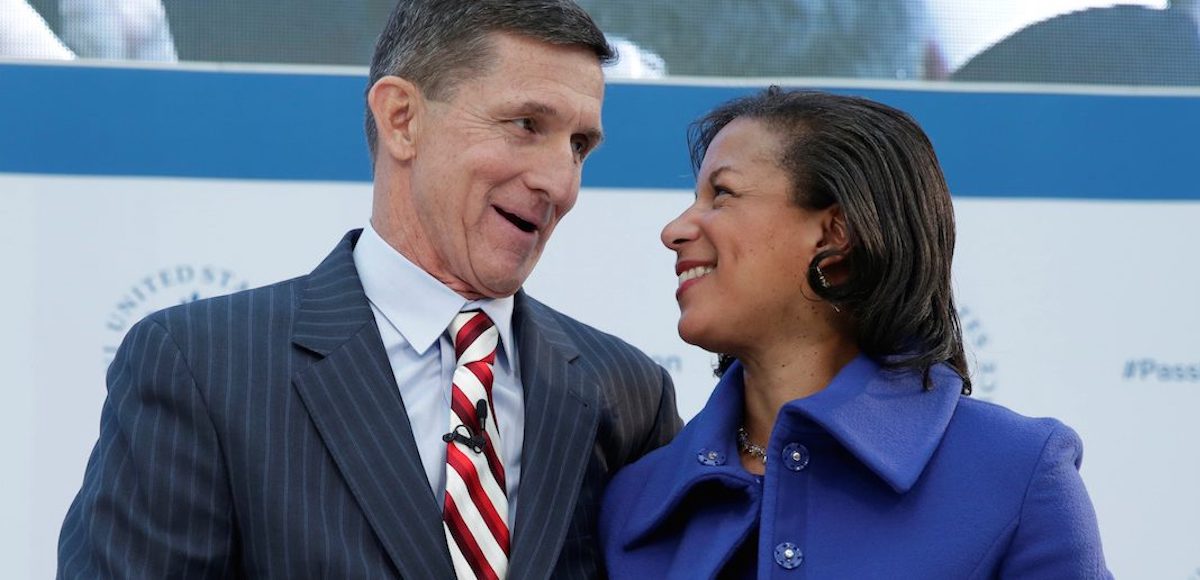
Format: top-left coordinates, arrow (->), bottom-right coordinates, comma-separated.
399,33 -> 605,298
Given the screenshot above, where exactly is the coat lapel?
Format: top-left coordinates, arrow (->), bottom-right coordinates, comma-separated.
290,230 -> 454,579
508,293 -> 600,580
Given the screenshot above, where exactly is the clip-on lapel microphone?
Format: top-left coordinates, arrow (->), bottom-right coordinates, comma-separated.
443,399 -> 489,454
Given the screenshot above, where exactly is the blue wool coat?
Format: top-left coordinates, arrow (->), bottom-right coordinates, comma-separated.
599,356 -> 1112,579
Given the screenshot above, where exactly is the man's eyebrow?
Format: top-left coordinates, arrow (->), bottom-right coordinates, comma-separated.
512,100 -> 604,145
512,100 -> 558,118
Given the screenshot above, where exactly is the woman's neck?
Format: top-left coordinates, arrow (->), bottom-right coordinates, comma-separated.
736,335 -> 859,473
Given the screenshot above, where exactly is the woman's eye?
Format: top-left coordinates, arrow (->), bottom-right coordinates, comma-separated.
710,187 -> 735,207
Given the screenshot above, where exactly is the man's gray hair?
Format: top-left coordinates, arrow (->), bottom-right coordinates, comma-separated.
364,0 -> 615,160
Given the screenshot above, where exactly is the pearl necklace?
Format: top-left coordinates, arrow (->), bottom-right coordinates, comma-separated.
736,427 -> 768,464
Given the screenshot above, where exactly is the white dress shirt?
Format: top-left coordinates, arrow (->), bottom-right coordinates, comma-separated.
353,223 -> 524,525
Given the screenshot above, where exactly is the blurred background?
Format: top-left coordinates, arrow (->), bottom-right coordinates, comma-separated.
2,1 -> 1199,579
6,0 -> 1200,85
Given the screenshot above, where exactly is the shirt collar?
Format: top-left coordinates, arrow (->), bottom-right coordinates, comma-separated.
352,223 -> 517,366
620,354 -> 962,547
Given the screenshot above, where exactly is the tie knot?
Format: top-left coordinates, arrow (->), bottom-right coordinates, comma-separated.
450,310 -> 498,364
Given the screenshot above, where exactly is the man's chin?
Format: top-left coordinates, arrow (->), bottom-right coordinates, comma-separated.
473,271 -> 529,299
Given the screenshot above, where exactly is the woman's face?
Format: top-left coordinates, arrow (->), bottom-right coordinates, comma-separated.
661,118 -> 834,355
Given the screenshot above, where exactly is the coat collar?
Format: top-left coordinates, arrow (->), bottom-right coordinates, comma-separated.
783,355 -> 963,493
291,229 -> 376,356
622,354 -> 962,546
507,292 -> 600,580
290,229 -> 457,579
291,231 -> 598,580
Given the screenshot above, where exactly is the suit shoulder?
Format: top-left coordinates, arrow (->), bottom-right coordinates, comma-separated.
144,274 -> 307,338
526,295 -> 663,371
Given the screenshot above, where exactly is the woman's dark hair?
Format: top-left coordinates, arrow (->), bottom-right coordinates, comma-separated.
694,88 -> 971,395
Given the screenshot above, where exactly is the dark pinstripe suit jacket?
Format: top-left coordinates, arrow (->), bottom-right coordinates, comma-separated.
59,230 -> 682,579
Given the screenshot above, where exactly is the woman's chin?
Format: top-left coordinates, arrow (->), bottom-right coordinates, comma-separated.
677,318 -> 729,354
675,318 -> 704,347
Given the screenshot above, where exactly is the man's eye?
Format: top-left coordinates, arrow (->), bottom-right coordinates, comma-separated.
571,137 -> 589,156
513,118 -> 535,132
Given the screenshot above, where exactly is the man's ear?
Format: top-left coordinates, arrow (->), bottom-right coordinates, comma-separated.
367,76 -> 423,162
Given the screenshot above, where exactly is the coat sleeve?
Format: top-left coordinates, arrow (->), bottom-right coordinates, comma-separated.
1000,421 -> 1113,579
634,366 -> 684,458
58,316 -> 235,579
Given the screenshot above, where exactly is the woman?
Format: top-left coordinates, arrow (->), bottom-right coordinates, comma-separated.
599,89 -> 1111,579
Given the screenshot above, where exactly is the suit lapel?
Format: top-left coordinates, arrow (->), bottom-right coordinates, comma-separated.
290,231 -> 454,579
508,293 -> 600,580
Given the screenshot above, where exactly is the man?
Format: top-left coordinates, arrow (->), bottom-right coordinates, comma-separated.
57,1 -> 681,578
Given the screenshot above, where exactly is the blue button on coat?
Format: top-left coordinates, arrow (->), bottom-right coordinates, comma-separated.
599,356 -> 1112,579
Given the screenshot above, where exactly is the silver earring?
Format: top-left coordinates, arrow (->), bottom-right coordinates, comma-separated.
815,265 -> 842,313
815,265 -> 831,290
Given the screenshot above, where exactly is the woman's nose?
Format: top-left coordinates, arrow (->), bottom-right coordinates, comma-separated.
661,204 -> 699,250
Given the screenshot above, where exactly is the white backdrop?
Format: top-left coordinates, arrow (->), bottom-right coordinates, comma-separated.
3,173 -> 1198,578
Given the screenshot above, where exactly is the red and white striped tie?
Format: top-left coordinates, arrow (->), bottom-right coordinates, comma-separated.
443,310 -> 509,580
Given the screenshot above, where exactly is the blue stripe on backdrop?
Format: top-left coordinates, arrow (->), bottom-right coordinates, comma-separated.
1,63 -> 1198,199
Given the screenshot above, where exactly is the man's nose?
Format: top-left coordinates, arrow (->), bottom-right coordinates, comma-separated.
523,139 -> 582,203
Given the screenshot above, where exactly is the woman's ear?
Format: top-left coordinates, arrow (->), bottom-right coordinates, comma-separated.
817,204 -> 850,265
367,75 -> 423,162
